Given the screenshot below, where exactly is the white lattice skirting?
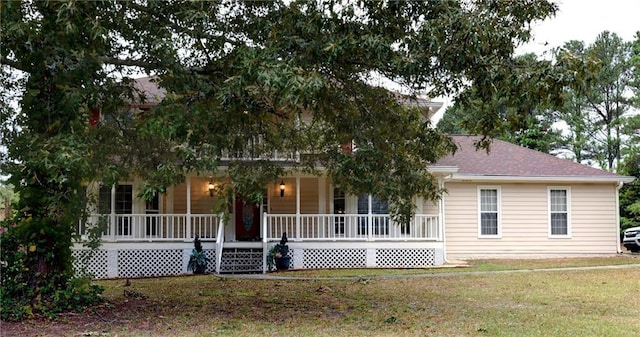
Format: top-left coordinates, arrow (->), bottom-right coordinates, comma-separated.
72,248 -> 216,279
72,244 -> 444,278
299,248 -> 440,269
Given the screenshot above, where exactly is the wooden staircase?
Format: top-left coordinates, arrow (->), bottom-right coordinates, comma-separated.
219,248 -> 263,274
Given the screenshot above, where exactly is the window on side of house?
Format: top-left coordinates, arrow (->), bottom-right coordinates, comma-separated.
548,187 -> 570,237
478,186 -> 501,238
98,185 -> 112,214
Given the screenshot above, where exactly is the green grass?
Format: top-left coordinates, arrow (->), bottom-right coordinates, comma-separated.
282,255 -> 640,278
3,256 -> 639,337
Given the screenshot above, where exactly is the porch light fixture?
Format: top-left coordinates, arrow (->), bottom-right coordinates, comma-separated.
208,181 -> 215,197
280,180 -> 285,197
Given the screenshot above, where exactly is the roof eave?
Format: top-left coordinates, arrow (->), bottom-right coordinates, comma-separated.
427,166 -> 459,175
449,174 -> 635,184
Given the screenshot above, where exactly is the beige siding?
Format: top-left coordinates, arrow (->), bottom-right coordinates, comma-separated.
269,177 -> 323,214
444,182 -> 619,259
172,177 -> 225,214
421,199 -> 439,214
173,182 -> 187,213
300,178 -> 319,214
269,178 -> 296,213
190,177 -> 215,214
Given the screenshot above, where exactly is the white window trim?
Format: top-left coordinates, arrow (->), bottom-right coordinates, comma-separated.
548,186 -> 572,238
477,186 -> 501,238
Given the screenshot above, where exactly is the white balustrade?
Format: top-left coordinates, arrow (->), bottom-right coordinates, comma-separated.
78,213 -> 439,243
264,214 -> 439,242
77,214 -> 221,241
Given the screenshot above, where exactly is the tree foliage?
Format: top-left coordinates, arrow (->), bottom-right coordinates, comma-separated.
555,32 -> 634,170
437,52 -> 578,153
1,0 -> 559,318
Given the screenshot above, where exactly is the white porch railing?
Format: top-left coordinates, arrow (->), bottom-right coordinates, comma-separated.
78,213 -> 440,242
78,214 -> 221,241
264,213 -> 440,242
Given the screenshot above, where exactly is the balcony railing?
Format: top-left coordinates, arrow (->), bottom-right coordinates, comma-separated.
78,214 -> 222,241
264,213 -> 440,242
219,136 -> 300,162
220,149 -> 300,162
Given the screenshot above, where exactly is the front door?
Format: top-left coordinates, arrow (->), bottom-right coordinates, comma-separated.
235,198 -> 260,241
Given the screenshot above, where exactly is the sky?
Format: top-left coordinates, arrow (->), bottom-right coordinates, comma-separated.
432,0 -> 639,122
517,0 -> 639,56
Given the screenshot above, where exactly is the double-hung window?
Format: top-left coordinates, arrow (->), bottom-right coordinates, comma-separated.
549,187 -> 570,237
478,186 -> 501,238
100,184 -> 133,236
357,195 -> 389,235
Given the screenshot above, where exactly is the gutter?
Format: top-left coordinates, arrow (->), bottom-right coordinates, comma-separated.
449,174 -> 635,184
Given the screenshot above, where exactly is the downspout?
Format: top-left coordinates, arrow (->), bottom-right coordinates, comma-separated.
615,181 -> 623,254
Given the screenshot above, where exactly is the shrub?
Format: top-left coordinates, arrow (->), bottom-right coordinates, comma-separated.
1,219 -> 104,321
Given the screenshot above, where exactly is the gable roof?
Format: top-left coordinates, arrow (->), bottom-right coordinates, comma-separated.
131,77 -> 166,108
130,77 -> 443,116
435,135 -> 633,183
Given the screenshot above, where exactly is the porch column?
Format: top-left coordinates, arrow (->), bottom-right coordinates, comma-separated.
318,177 -> 326,239
416,197 -> 424,213
166,186 -> 174,213
110,185 -> 116,241
367,196 -> 373,241
318,177 -> 326,213
186,176 -> 191,240
416,196 -> 424,238
295,176 -> 300,241
437,178 -> 444,242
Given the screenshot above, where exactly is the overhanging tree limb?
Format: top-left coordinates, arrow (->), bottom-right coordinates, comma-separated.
1,55 -> 24,72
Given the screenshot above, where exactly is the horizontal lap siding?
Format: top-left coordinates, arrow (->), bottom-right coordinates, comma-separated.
421,199 -> 439,214
173,178 -> 220,214
270,177 -> 321,214
190,177 -> 215,214
444,182 -> 619,259
173,183 -> 187,214
571,185 -> 617,249
300,178 -> 319,214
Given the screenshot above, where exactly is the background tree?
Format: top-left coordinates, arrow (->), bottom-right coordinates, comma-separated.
1,0 -> 559,319
555,32 -> 633,170
437,53 -> 566,153
620,32 -> 640,232
632,32 -> 640,106
619,149 -> 640,232
550,40 -> 599,164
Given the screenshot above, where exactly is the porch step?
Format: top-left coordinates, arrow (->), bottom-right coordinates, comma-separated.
220,248 -> 263,274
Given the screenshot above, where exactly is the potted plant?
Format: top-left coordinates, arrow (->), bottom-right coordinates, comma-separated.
187,235 -> 210,274
267,232 -> 291,271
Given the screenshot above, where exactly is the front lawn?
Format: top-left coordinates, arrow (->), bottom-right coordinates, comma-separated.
3,256 -> 639,336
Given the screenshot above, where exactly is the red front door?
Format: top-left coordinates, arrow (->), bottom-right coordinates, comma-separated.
234,198 -> 260,241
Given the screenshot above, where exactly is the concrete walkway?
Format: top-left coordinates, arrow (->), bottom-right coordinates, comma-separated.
215,263 -> 640,281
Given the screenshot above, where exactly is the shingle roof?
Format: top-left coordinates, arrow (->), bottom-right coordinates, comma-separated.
132,77 -> 166,104
435,135 -> 624,178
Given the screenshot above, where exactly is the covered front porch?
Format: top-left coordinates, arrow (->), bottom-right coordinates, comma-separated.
74,173 -> 449,278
